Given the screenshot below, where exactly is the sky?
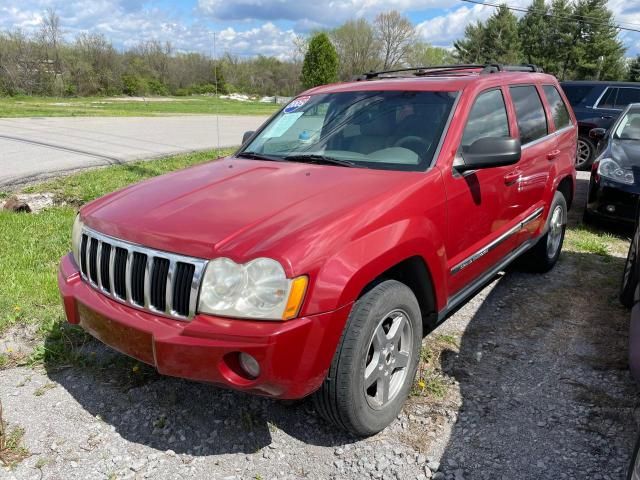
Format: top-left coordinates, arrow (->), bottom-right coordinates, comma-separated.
1,0 -> 639,60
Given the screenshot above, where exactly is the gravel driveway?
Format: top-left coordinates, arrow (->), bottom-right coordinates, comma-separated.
1,172 -> 638,480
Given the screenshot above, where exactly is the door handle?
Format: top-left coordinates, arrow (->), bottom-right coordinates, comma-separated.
547,149 -> 561,160
601,115 -> 613,119
504,170 -> 521,185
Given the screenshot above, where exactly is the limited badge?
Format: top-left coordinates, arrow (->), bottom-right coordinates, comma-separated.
283,95 -> 311,113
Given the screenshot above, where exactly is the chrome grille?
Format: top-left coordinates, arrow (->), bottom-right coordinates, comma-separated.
78,227 -> 208,320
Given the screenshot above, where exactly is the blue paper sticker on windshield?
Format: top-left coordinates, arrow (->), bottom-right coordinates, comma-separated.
284,95 -> 311,113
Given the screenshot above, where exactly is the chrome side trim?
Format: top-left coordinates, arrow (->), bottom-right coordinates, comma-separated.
439,238 -> 537,322
451,207 -> 544,275
78,226 -> 208,321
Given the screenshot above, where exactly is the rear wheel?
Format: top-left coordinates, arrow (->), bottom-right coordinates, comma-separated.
519,191 -> 567,273
313,280 -> 422,436
576,136 -> 596,170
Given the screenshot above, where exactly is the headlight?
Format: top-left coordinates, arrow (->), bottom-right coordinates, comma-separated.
71,215 -> 84,266
597,158 -> 634,185
198,257 -> 308,320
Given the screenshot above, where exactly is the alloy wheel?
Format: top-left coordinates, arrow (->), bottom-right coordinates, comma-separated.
547,205 -> 564,259
363,309 -> 413,410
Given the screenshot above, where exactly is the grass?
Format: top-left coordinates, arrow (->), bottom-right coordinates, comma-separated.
0,148 -> 234,367
0,402 -> 29,468
0,95 -> 279,117
564,226 -> 613,257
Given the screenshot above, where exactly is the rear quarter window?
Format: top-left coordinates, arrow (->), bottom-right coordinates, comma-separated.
509,85 -> 549,144
542,85 -> 572,130
615,88 -> 640,108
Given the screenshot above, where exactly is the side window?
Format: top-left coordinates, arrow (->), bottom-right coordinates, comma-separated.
615,88 -> 640,108
509,85 -> 548,144
461,89 -> 510,148
542,85 -> 572,130
597,87 -> 618,109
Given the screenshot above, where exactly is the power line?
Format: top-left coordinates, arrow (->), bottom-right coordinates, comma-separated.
458,0 -> 640,33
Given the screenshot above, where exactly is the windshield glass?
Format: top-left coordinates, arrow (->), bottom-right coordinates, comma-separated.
240,90 -> 458,171
614,109 -> 640,140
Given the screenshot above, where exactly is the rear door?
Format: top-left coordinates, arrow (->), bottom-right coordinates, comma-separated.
504,84 -> 555,243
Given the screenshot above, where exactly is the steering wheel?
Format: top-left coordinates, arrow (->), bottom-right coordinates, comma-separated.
393,136 -> 431,155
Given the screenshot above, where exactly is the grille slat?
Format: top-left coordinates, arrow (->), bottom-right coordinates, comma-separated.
78,227 -> 206,320
100,243 -> 112,292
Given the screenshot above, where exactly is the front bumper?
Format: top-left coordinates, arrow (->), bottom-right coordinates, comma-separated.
58,253 -> 352,399
586,177 -> 640,224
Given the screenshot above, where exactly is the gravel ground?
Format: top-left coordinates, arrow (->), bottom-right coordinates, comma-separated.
1,172 -> 639,479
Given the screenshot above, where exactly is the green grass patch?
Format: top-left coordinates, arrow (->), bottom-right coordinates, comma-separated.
0,95 -> 278,118
0,421 -> 30,468
564,226 -> 613,257
1,148 -> 234,368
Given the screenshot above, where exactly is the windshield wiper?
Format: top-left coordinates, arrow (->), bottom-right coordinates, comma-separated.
283,154 -> 360,168
236,151 -> 285,162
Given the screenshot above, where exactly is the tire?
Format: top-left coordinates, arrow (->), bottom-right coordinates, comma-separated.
576,136 -> 596,171
620,226 -> 639,309
519,191 -> 567,273
313,280 -> 422,436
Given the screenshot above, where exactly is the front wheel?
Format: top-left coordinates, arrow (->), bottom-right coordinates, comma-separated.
313,280 -> 422,436
519,191 -> 567,273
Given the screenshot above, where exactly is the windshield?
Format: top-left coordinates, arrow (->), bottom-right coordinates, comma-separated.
614,109 -> 640,140
240,90 -> 458,171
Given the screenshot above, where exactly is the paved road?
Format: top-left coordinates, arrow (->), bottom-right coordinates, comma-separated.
0,115 -> 269,188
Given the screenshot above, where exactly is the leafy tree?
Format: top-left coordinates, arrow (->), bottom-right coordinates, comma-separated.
300,33 -> 339,89
628,55 -> 640,82
374,11 -> 416,70
407,42 -> 455,66
330,19 -> 379,80
546,0 -> 575,77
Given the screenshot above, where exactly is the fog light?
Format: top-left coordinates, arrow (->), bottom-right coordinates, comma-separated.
239,352 -> 260,379
606,205 -> 616,213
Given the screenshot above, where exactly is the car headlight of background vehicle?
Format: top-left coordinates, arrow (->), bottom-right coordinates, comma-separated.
71,215 -> 84,266
198,257 -> 308,320
597,158 -> 634,185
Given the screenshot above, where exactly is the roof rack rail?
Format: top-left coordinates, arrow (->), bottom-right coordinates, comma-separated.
354,63 -> 543,81
481,63 -> 544,73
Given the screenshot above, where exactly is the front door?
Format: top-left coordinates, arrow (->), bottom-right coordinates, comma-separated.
443,87 -> 520,296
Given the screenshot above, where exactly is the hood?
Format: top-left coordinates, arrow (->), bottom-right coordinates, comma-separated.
82,157 -> 423,269
610,138 -> 640,169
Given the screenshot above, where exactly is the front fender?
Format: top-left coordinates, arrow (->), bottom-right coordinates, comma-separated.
304,216 -> 447,315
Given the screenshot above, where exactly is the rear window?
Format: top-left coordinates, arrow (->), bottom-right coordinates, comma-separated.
542,85 -> 572,130
561,84 -> 594,106
509,85 -> 548,144
615,88 -> 640,108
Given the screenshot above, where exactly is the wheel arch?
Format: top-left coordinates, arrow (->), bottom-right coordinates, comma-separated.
557,175 -> 574,210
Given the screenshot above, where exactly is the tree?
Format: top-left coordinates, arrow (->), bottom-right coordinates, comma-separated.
563,0 -> 625,80
628,56 -> 640,82
300,33 -> 339,89
519,0 -> 550,67
454,21 -> 487,63
374,11 -> 416,70
483,5 -> 522,64
407,42 -> 455,66
331,19 -> 379,80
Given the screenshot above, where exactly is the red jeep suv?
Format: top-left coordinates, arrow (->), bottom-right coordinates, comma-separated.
58,64 -> 577,436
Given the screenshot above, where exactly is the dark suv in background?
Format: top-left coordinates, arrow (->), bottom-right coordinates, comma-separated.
561,81 -> 640,169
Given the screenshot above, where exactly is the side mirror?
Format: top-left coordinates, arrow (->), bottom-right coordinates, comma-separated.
589,128 -> 606,140
456,137 -> 521,172
242,130 -> 255,144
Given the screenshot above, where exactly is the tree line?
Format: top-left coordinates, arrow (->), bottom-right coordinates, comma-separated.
0,3 -> 638,98
454,0 -> 633,81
